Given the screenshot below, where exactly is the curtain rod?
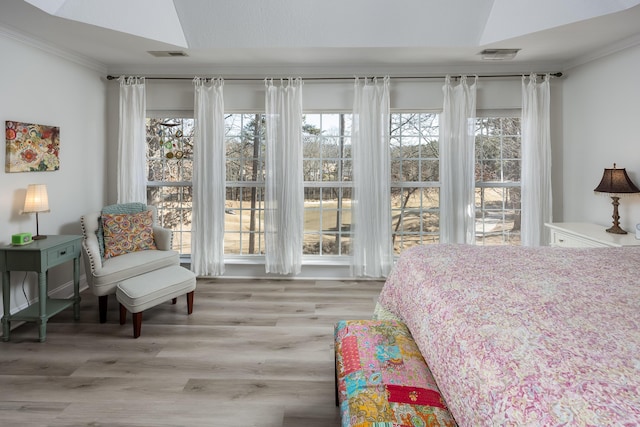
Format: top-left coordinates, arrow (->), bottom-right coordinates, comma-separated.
106,72 -> 562,82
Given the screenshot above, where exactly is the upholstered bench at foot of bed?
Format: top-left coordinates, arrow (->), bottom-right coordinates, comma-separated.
116,265 -> 196,338
334,319 -> 457,427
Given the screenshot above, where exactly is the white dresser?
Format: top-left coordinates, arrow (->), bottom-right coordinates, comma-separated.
545,222 -> 640,248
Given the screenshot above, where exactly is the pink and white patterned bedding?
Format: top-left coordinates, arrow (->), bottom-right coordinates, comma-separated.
376,244 -> 640,426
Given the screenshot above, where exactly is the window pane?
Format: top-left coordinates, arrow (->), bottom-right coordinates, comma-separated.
475,170 -> 521,247
390,136 -> 401,156
391,186 -> 439,254
401,159 -> 420,181
147,159 -> 163,181
503,159 -> 521,181
421,159 -> 439,181
322,136 -> 341,158
503,137 -> 521,158
181,159 -> 193,181
224,186 -> 265,255
421,138 -> 439,158
303,159 -> 321,181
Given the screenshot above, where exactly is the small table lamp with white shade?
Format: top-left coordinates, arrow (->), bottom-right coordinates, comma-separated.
22,184 -> 50,240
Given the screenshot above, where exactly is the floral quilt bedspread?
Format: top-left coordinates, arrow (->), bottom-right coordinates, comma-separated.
376,244 -> 640,426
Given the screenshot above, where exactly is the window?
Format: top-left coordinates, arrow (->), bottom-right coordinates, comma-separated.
145,111 -> 473,258
390,113 -> 440,254
146,117 -> 194,254
224,113 -> 266,255
474,115 -> 521,245
302,114 -> 353,256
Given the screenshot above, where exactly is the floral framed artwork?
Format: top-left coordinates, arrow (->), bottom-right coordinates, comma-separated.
5,120 -> 60,172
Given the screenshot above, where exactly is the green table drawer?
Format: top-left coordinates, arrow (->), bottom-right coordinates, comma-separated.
47,241 -> 79,266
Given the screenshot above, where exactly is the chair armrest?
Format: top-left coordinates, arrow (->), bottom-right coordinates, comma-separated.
82,238 -> 103,273
153,226 -> 173,251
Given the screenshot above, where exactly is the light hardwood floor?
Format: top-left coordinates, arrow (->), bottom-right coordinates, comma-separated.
0,278 -> 384,427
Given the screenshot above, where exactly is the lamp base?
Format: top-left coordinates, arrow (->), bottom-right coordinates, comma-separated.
606,225 -> 627,234
32,212 -> 46,240
606,196 -> 627,234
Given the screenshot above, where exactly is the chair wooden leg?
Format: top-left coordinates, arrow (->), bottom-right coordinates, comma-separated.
186,291 -> 194,315
172,297 -> 177,304
132,312 -> 142,338
119,303 -> 127,325
98,295 -> 108,323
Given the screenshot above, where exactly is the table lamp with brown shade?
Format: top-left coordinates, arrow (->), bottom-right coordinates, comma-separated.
594,163 -> 640,234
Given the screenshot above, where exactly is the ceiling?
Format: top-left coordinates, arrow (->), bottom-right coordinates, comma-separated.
1,0 -> 640,77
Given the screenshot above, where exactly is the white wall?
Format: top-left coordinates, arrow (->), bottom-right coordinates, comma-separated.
561,43 -> 640,231
140,77 -> 523,112
0,31 -> 108,320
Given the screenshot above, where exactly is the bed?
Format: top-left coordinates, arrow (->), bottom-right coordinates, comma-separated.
375,243 -> 640,426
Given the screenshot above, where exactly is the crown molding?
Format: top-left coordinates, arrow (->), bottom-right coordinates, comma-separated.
0,23 -> 107,74
564,33 -> 640,71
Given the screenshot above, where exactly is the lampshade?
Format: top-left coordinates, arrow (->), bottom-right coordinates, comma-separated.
594,164 -> 640,194
23,184 -> 50,213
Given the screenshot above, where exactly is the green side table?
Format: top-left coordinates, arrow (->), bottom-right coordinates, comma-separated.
1,235 -> 82,342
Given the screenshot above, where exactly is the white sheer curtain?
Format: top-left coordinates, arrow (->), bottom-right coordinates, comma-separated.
264,78 -> 304,275
117,76 -> 147,204
351,76 -> 393,278
521,74 -> 552,246
440,75 -> 477,244
191,77 -> 225,276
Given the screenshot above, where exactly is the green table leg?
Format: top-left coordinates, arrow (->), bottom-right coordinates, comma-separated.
1,271 -> 10,342
73,256 -> 81,320
38,271 -> 47,342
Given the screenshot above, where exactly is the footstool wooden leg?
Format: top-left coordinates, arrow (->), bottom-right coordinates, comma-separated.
119,303 -> 127,325
132,312 -> 142,338
186,291 -> 194,315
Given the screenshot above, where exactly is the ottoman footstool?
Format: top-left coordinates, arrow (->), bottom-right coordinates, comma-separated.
116,265 -> 196,338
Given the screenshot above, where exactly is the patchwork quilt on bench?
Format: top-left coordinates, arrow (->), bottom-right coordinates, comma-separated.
335,319 -> 457,427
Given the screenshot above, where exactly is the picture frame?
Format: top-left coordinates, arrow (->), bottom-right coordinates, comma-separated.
5,120 -> 60,173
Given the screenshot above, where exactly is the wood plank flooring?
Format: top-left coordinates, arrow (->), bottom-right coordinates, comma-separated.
0,278 -> 384,427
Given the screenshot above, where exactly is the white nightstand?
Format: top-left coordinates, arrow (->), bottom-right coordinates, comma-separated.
545,222 -> 640,248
